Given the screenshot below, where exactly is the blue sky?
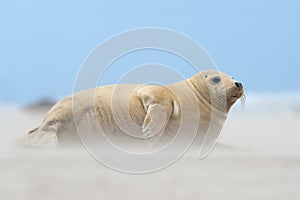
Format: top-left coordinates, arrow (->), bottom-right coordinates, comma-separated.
0,0 -> 299,104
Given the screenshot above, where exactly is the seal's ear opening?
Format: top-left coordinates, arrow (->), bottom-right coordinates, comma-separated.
200,72 -> 209,79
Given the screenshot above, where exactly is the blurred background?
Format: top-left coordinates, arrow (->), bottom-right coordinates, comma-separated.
0,1 -> 300,200
0,0 -> 299,105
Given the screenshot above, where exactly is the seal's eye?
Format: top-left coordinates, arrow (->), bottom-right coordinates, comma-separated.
212,77 -> 221,84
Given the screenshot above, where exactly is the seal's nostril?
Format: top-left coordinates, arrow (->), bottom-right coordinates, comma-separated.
235,82 -> 243,88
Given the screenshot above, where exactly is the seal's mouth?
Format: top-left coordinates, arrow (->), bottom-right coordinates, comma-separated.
232,81 -> 244,98
228,81 -> 245,107
230,85 -> 245,109
232,89 -> 244,100
232,92 -> 243,100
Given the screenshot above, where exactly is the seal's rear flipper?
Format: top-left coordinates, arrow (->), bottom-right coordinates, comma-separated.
17,128 -> 58,148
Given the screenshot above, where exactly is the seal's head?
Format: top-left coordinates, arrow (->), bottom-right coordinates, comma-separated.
189,70 -> 244,113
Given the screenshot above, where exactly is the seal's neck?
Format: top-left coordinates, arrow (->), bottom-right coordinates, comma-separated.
186,75 -> 210,107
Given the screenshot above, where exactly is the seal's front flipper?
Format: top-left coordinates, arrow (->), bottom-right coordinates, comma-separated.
17,127 -> 58,148
142,102 -> 172,142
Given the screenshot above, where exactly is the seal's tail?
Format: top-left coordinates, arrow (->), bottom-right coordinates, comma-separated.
16,128 -> 58,148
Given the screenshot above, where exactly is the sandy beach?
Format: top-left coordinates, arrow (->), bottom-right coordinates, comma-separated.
1,94 -> 300,200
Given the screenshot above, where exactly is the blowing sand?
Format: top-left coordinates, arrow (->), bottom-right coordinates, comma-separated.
0,94 -> 300,200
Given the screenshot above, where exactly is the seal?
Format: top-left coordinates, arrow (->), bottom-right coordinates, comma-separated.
17,70 -> 244,148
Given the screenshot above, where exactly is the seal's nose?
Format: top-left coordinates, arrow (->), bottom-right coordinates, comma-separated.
235,82 -> 243,89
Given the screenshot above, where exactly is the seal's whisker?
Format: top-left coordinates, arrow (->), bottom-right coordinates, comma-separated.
211,94 -> 227,111
240,94 -> 246,109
